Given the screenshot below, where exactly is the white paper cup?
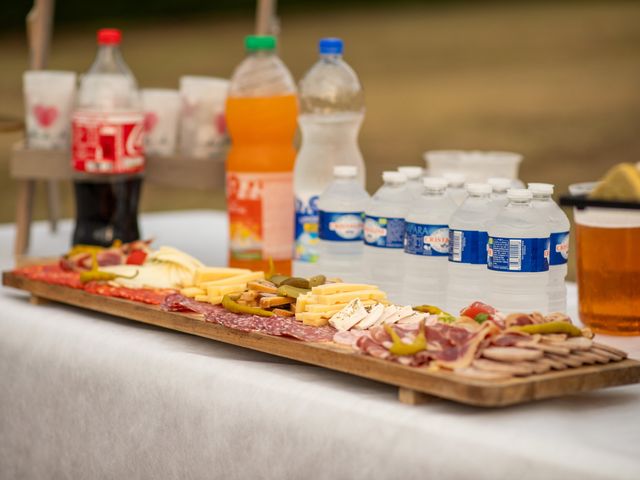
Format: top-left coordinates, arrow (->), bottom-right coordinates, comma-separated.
23,70 -> 77,150
179,76 -> 229,159
141,88 -> 180,157
424,150 -> 523,183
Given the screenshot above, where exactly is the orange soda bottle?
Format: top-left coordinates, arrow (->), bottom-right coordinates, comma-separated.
225,35 -> 298,274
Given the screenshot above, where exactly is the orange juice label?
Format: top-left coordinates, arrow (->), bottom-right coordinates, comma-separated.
227,171 -> 294,262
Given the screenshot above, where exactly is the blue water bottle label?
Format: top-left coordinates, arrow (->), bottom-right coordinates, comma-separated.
404,223 -> 449,256
549,231 -> 570,265
318,211 -> 364,242
364,215 -> 405,248
449,229 -> 489,264
294,195 -> 319,262
487,237 -> 550,272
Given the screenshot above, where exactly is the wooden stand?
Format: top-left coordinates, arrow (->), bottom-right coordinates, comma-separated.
10,142 -> 226,258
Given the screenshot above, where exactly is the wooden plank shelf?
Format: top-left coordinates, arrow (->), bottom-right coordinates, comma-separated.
10,142 -> 226,257
4,271 -> 640,408
10,142 -> 226,190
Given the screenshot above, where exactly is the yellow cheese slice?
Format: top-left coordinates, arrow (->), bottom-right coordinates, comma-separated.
296,312 -> 330,327
193,267 -> 252,284
195,294 -> 209,302
314,290 -> 388,305
206,284 -> 247,297
311,283 -> 378,295
199,271 -> 264,287
180,287 -> 206,298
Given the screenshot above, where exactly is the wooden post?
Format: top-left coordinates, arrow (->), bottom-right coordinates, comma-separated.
17,0 -> 60,258
255,0 -> 277,35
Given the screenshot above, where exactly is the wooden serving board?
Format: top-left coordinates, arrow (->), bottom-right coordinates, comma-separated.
4,271 -> 640,408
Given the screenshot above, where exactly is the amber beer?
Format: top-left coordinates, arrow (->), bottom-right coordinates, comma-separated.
575,209 -> 640,335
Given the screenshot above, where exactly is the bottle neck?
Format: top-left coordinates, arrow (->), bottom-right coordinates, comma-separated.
532,194 -> 552,202
320,53 -> 342,62
250,49 -> 276,58
467,193 -> 490,200
92,45 -> 126,72
423,188 -> 446,197
509,199 -> 531,207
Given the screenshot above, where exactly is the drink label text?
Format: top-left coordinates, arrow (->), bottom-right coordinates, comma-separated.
550,231 -> 570,265
319,211 -> 364,242
487,236 -> 550,272
449,229 -> 489,265
364,215 -> 405,249
72,110 -> 145,174
294,194 -> 319,263
404,222 -> 449,256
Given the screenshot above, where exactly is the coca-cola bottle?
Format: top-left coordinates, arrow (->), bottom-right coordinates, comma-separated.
71,28 -> 144,246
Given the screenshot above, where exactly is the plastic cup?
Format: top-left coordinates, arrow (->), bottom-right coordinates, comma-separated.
424,150 -> 523,183
179,76 -> 229,159
23,70 -> 77,149
569,182 -> 640,335
141,89 -> 180,157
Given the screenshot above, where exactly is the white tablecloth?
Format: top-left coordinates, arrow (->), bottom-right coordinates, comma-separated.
1,211 -> 639,480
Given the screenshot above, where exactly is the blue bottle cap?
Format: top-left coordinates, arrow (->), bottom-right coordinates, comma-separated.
319,37 -> 343,55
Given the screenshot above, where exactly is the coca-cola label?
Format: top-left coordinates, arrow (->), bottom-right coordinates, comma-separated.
72,110 -> 145,174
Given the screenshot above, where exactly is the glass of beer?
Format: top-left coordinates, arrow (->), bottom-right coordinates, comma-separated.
570,183 -> 640,335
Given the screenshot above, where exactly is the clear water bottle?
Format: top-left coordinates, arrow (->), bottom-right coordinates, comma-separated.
363,171 -> 411,301
316,165 -> 370,282
397,166 -> 424,198
403,177 -> 457,306
487,189 -> 550,313
444,172 -> 467,206
446,183 -> 493,314
487,177 -> 511,211
293,37 -> 365,277
71,28 -> 144,246
529,182 -> 570,313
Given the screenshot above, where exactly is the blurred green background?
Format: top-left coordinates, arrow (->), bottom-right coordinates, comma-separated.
2,0 -> 640,233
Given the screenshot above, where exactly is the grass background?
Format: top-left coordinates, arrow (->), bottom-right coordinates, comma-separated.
1,1 -> 639,275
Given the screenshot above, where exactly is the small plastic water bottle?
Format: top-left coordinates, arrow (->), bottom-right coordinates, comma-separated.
316,166 -> 370,282
444,172 -> 467,206
529,182 -> 570,313
487,189 -> 550,313
363,171 -> 412,301
293,37 -> 365,277
397,166 -> 424,198
446,183 -> 494,314
487,177 -> 511,211
403,177 -> 457,306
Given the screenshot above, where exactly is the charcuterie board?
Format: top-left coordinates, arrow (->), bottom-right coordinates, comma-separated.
4,270 -> 640,407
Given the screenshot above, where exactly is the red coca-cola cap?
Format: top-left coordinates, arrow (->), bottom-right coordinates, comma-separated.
97,28 -> 122,45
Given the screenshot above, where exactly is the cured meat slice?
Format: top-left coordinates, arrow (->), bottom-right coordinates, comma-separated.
333,330 -> 367,346
590,347 -> 624,362
281,320 -> 336,342
84,283 -> 172,305
546,353 -> 584,368
162,293 -> 223,315
591,342 -> 628,359
14,264 -> 83,289
482,347 -> 543,362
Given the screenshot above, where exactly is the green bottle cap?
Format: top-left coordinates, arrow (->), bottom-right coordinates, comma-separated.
245,35 -> 277,51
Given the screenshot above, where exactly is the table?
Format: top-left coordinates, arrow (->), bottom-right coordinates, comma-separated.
1,211 -> 639,480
